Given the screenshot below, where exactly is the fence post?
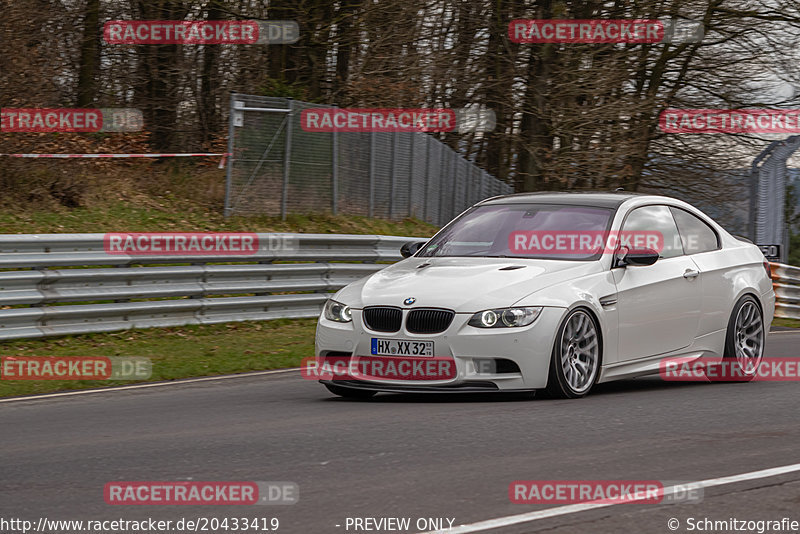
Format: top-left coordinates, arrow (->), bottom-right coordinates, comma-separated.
280,99 -> 294,220
408,134 -> 415,219
369,132 -> 376,218
390,133 -> 398,219
223,93 -> 237,217
422,135 -> 431,223
451,149 -> 458,221
437,146 -> 447,226
332,105 -> 338,216
465,158 -> 472,208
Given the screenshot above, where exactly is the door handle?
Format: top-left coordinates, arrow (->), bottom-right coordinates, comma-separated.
683,269 -> 700,279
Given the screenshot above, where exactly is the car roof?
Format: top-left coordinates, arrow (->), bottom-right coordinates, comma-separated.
478,191 -> 652,209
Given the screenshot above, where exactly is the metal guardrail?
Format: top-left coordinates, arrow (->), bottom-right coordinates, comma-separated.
771,262 -> 800,320
4,238 -> 787,341
0,233 -> 421,341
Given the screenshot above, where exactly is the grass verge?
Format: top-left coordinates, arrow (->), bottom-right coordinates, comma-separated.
771,318 -> 800,329
0,202 -> 439,236
0,319 -> 316,399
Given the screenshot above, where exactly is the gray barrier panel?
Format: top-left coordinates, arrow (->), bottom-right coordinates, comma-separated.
0,233 -> 426,340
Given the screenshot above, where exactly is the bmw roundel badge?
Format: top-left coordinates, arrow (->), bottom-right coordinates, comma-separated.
403,297 -> 416,305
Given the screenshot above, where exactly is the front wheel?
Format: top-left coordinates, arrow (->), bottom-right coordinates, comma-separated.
324,383 -> 377,399
545,308 -> 601,398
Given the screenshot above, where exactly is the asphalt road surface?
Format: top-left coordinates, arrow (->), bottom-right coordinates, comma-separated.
2,330 -> 800,534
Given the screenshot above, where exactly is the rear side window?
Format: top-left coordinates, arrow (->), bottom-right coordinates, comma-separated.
670,207 -> 719,254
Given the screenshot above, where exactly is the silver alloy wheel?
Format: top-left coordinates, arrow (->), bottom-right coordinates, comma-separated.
733,300 -> 764,375
560,310 -> 599,394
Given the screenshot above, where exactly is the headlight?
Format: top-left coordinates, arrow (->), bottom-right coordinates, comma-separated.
323,299 -> 352,323
468,307 -> 542,328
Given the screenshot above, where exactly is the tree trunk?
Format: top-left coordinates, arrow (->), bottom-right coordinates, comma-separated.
76,0 -> 100,107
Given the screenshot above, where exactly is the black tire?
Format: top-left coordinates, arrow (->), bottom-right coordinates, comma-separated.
544,308 -> 602,399
705,295 -> 764,383
324,383 -> 377,399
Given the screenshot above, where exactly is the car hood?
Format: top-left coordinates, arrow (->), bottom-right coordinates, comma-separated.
335,256 -> 602,312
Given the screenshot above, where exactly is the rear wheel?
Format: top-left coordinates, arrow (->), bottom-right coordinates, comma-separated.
324,383 -> 377,399
545,308 -> 601,398
707,295 -> 764,382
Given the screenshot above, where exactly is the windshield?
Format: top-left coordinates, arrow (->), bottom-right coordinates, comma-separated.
418,203 -> 615,260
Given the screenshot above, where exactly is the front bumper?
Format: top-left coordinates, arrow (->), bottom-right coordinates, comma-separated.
314,306 -> 566,391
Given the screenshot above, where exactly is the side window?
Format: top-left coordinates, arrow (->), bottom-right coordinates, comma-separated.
670,207 -> 719,254
621,205 -> 684,259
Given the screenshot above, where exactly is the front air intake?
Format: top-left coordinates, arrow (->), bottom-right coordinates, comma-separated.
362,306 -> 403,332
406,308 -> 455,334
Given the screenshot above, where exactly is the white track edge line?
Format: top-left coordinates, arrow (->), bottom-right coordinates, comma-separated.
424,462 -> 800,534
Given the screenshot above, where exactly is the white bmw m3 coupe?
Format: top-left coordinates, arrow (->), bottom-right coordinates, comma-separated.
314,192 -> 775,399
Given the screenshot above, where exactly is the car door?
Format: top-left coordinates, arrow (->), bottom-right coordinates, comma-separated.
669,206 -> 726,336
613,205 -> 702,361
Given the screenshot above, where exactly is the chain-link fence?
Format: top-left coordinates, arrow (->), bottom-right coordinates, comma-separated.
224,94 -> 513,225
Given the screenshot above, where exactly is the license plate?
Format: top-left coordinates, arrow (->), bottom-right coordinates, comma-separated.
371,338 -> 433,357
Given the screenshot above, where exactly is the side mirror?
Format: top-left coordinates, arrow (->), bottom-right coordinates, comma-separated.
617,248 -> 659,267
400,241 -> 427,258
